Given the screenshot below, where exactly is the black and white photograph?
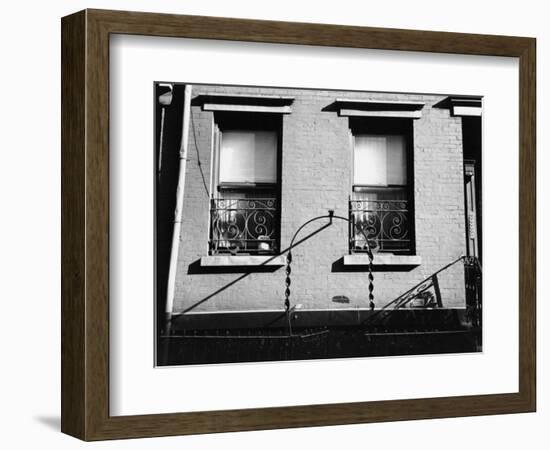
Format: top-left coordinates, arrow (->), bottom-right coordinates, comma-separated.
155,83 -> 483,366
3,0 -> 543,447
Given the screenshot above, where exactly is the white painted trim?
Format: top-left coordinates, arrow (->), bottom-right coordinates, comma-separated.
452,105 -> 483,116
200,92 -> 295,101
334,98 -> 424,118
202,103 -> 292,114
343,254 -> 422,266
200,255 -> 287,266
334,98 -> 425,107
339,109 -> 422,118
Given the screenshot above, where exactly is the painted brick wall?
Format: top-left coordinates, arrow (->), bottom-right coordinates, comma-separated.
166,84 -> 467,314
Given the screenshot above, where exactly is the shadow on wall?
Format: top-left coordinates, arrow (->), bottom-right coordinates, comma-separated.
178,221 -> 331,314
331,257 -> 416,273
187,259 -> 282,275
156,84 -> 185,335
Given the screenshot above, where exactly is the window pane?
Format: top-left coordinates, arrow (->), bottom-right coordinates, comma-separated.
351,188 -> 410,253
352,187 -> 407,202
219,130 -> 277,183
210,190 -> 278,254
354,135 -> 406,186
386,136 -> 407,185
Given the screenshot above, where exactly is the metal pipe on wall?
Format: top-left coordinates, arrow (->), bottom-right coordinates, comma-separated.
157,83 -> 173,180
164,84 -> 193,340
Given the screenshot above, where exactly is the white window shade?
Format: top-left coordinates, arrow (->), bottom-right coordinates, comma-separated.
354,135 -> 406,186
219,130 -> 278,184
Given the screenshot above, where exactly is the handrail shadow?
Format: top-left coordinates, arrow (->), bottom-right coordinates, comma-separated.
361,255 -> 481,327
178,220 -> 332,315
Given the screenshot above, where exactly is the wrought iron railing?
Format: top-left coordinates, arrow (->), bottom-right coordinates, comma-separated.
209,196 -> 279,255
349,198 -> 411,253
464,256 -> 482,328
363,255 -> 482,327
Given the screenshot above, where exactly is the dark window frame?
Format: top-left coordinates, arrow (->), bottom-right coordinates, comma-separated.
349,117 -> 416,255
209,112 -> 283,256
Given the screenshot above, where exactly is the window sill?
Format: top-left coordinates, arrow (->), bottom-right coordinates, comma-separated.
343,254 -> 422,267
200,255 -> 286,267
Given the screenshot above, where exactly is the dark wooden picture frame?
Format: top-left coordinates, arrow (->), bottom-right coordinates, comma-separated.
61,9 -> 536,441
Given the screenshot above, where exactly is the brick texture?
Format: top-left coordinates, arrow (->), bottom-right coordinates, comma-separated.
165,85 -> 467,314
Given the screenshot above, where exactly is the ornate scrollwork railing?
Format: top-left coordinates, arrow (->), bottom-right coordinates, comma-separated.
209,196 -> 278,255
349,198 -> 411,253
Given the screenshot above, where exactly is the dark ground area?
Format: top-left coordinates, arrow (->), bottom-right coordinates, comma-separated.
159,325 -> 482,366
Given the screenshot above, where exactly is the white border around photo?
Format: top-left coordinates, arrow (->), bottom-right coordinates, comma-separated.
109,34 -> 519,416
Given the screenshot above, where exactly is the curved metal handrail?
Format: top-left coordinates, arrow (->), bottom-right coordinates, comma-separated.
283,210 -> 375,335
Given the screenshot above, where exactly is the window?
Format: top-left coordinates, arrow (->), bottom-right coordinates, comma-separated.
210,113 -> 281,255
218,131 -> 278,185
350,118 -> 413,254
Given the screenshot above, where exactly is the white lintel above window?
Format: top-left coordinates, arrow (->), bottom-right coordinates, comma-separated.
195,93 -> 295,114
333,98 -> 425,119
448,96 -> 483,117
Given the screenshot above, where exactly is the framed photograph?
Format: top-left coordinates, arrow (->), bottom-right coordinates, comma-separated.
61,9 -> 536,440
